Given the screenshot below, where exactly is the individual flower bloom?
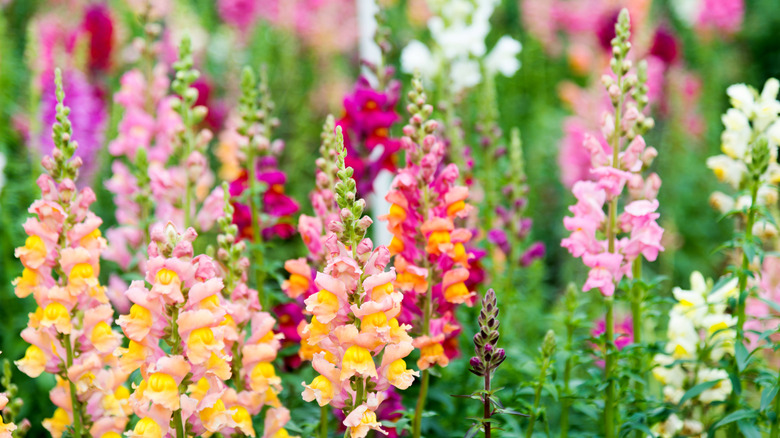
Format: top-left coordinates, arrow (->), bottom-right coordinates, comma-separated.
400,40 -> 439,78
581,252 -> 624,297
706,154 -> 746,188
651,354 -> 686,388
413,336 -> 449,370
665,312 -> 699,359
695,368 -> 732,403
441,268 -> 473,304
520,242 -> 546,266
281,258 -> 313,299
484,35 -> 522,77
340,345 -> 378,381
301,374 -> 335,406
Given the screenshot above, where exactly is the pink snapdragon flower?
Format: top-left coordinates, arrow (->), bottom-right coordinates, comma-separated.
118,224 -> 238,436
380,77 -> 475,369
300,131 -> 417,437
14,72 -> 128,437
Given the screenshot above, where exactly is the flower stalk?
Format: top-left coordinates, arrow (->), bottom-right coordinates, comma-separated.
527,330 -> 556,438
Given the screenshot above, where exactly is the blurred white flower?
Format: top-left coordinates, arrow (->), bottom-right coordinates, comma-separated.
726,83 -> 755,116
449,58 -> 481,93
400,40 -> 439,78
485,36 -> 522,77
696,368 -> 732,403
706,154 -> 747,189
401,0 -> 519,93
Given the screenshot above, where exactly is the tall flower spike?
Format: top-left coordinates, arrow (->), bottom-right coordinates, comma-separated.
560,9 -> 662,438
219,66 -> 299,311
382,73 -> 476,438
279,115 -> 342,370
14,69 -> 129,438
468,289 -> 507,438
300,121 -> 416,438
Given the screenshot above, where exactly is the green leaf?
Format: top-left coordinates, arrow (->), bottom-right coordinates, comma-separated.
737,420 -> 761,438
677,380 -> 721,407
710,409 -> 757,431
761,385 -> 779,412
736,342 -> 749,372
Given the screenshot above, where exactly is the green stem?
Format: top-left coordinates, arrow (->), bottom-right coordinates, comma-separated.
413,369 -> 430,438
527,358 -> 549,438
736,181 -> 759,346
604,298 -> 615,438
173,408 -> 185,438
560,319 -> 573,438
63,334 -> 83,438
246,141 -> 267,309
601,63 -> 623,438
231,338 -> 244,392
729,179 -> 758,430
485,372 -> 492,438
630,259 -> 643,438
320,405 -> 328,438
169,306 -> 186,438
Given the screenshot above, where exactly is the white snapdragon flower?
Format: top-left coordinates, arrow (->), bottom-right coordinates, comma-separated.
709,191 -> 735,213
706,154 -> 747,189
485,36 -> 522,77
652,354 -> 686,388
665,312 -> 698,359
400,40 -> 439,78
449,58 -> 481,92
672,271 -> 708,324
651,413 -> 684,438
707,277 -> 739,303
695,368 -> 732,403
402,0 -> 520,94
720,108 -> 751,159
727,83 -> 756,116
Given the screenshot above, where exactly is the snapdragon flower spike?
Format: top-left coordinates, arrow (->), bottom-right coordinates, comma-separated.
213,183 -> 293,437
381,74 -> 475,370
13,69 -> 129,438
561,11 -> 664,297
469,289 -> 506,377
280,116 -> 341,367
118,223 -> 236,436
650,272 -> 736,434
104,33 -> 217,312
300,126 -> 417,438
218,67 -> 299,241
488,128 -> 545,267
706,78 -> 780,226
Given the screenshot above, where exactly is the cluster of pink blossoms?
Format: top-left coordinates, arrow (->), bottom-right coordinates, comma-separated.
105,36 -> 219,314
103,65 -> 182,273
299,129 -> 417,437
117,224 -> 244,437
382,76 -> 474,369
217,0 -> 358,53
14,71 -> 129,438
561,35 -> 664,297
